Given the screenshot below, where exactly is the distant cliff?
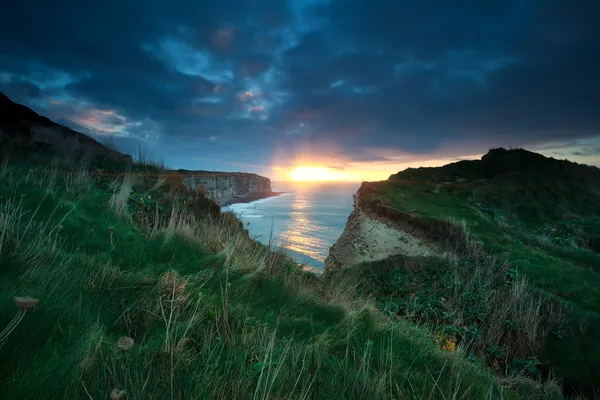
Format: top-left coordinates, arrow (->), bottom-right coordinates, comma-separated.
175,170 -> 277,206
0,92 -> 133,164
0,92 -> 278,206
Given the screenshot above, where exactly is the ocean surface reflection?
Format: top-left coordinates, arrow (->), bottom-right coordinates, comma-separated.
222,181 -> 360,269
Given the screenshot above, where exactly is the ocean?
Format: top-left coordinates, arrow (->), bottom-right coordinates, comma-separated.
222,181 -> 360,270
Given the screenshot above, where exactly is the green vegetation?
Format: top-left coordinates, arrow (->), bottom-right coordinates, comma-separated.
0,154 -> 536,399
358,148 -> 600,398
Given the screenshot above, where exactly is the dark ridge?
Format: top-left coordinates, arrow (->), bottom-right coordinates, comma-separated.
389,147 -> 600,182
0,91 -> 133,165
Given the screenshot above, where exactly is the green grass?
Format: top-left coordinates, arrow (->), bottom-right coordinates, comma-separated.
0,156 -> 534,400
361,149 -> 600,397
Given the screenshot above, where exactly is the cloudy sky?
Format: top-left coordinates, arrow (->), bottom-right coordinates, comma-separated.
1,0 -> 599,180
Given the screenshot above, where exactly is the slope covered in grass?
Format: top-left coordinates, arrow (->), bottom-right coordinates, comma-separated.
359,148 -> 600,397
0,155 -> 536,400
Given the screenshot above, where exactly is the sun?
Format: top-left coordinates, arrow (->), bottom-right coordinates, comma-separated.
288,166 -> 358,182
289,167 -> 328,181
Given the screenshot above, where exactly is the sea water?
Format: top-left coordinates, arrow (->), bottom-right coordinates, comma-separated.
222,182 -> 360,271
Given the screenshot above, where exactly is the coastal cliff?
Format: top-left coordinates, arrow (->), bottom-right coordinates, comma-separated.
176,170 -> 277,205
326,148 -> 600,274
325,149 -> 600,396
325,182 -> 433,272
324,181 -> 469,273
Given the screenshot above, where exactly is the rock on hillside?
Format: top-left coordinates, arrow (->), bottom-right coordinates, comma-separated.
0,92 -> 133,164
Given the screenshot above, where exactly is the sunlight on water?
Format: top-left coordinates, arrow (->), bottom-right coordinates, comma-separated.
222,181 -> 360,269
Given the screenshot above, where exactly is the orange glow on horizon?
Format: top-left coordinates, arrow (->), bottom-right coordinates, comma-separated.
288,166 -> 361,182
276,153 -> 490,183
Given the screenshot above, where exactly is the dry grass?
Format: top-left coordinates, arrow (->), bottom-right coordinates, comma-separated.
323,274 -> 379,317
148,207 -> 270,273
0,190 -> 73,266
429,218 -> 563,362
64,164 -> 92,192
503,375 -> 564,400
359,213 -> 565,386
445,251 -> 561,364
136,144 -> 168,171
424,225 -> 562,367
78,323 -> 106,374
109,173 -> 136,218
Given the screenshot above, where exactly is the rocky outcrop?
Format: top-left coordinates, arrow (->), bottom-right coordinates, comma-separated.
176,170 -> 276,205
0,92 -> 133,164
324,182 -> 467,274
325,183 -> 431,273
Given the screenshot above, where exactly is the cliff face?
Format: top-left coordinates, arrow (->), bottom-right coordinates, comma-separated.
324,149 -> 600,395
0,92 -> 133,164
324,182 -> 462,273
326,148 -> 600,274
177,170 -> 272,205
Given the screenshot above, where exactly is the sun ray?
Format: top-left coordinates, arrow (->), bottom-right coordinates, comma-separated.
288,166 -> 359,182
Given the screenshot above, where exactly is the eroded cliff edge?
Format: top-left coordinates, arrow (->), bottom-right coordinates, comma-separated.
324,149 -> 600,396
176,170 -> 280,206
324,181 -> 466,274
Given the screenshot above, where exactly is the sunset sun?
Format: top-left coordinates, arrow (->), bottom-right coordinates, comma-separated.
288,166 -> 359,182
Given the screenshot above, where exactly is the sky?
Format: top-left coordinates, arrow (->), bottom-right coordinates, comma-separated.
1,0 -> 599,181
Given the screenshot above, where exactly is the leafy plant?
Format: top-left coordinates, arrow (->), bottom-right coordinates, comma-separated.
244,316 -> 261,328
405,289 -> 446,321
281,259 -> 301,275
485,345 -> 505,360
388,268 -> 405,294
465,324 -> 482,339
460,291 -> 487,323
376,299 -> 402,319
439,325 -> 462,338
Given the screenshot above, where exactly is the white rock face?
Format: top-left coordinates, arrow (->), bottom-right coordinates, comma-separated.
325,190 -> 433,273
179,172 -> 271,204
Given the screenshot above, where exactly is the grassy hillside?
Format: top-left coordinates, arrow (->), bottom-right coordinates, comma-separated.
358,148 -> 600,398
0,154 -> 541,400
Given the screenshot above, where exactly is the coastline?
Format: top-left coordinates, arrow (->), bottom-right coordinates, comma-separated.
220,191 -> 286,207
220,185 -> 346,273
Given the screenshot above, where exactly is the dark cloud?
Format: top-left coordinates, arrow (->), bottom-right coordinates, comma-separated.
0,0 -> 599,176
572,147 -> 600,157
280,0 -> 600,152
237,55 -> 273,78
0,76 -> 42,102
